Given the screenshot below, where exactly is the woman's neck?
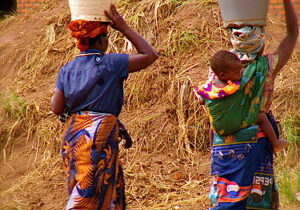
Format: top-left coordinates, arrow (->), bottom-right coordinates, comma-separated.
88,46 -> 106,52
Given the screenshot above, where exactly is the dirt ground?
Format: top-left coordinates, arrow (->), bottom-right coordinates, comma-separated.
0,0 -> 299,209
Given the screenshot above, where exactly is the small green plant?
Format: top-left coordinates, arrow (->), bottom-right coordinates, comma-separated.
282,115 -> 300,145
117,0 -> 131,7
276,114 -> 300,208
3,93 -> 26,120
280,170 -> 296,203
180,30 -> 200,48
166,29 -> 202,55
168,0 -> 188,6
278,168 -> 300,206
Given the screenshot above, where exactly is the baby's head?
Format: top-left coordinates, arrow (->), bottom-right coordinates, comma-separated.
210,50 -> 243,82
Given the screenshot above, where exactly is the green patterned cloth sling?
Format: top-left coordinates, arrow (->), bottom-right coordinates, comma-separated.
206,56 -> 269,136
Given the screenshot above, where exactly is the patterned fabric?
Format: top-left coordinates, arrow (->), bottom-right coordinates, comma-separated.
61,111 -> 126,210
68,20 -> 108,51
194,80 -> 240,100
205,54 -> 278,113
230,26 -> 265,61
205,56 -> 269,136
206,53 -> 280,209
210,128 -> 280,209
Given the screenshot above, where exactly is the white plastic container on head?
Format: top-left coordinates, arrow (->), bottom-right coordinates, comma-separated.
218,0 -> 269,28
69,0 -> 116,22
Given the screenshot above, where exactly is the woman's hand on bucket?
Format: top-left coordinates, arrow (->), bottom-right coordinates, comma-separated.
104,4 -> 158,73
105,4 -> 129,32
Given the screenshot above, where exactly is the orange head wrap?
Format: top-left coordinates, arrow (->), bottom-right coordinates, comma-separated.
68,20 -> 108,51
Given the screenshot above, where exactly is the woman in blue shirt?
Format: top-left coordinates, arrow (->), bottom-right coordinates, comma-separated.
51,5 -> 158,210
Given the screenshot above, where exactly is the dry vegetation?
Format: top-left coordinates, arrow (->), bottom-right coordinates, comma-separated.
0,0 -> 299,209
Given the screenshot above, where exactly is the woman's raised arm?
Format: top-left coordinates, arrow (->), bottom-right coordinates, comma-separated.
105,5 -> 158,73
272,0 -> 299,78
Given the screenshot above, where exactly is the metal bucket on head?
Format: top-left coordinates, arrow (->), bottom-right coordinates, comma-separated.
69,0 -> 116,22
218,0 -> 269,28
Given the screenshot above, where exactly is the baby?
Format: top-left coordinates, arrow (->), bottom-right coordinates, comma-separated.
195,50 -> 288,152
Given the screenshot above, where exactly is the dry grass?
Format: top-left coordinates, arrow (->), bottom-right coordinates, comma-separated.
0,0 -> 299,209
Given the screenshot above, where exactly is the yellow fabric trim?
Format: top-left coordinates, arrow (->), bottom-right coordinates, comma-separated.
76,53 -> 101,57
212,140 -> 258,147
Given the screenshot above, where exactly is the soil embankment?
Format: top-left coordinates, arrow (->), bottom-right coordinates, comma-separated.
0,0 -> 299,209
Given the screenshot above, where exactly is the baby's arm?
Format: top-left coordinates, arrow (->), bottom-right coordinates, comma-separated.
258,112 -> 288,152
258,113 -> 278,144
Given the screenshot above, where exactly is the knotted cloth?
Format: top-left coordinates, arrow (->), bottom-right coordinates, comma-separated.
68,20 -> 108,51
230,26 -> 265,61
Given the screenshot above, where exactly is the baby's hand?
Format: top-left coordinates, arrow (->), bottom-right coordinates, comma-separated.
193,89 -> 205,104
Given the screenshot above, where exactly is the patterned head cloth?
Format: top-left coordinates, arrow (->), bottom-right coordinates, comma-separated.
230,26 -> 265,61
68,20 -> 108,51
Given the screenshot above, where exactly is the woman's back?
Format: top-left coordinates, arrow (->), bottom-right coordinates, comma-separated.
56,49 -> 129,116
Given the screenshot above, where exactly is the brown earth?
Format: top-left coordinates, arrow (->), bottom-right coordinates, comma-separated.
0,0 -> 299,209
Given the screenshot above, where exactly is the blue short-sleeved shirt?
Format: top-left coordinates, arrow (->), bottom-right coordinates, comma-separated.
56,49 -> 129,116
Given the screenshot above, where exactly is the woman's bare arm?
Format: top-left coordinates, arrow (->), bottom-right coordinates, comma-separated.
51,88 -> 65,116
272,0 -> 299,78
105,5 -> 158,73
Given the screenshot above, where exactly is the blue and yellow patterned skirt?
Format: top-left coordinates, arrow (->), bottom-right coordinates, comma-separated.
210,125 -> 279,210
61,111 -> 126,210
